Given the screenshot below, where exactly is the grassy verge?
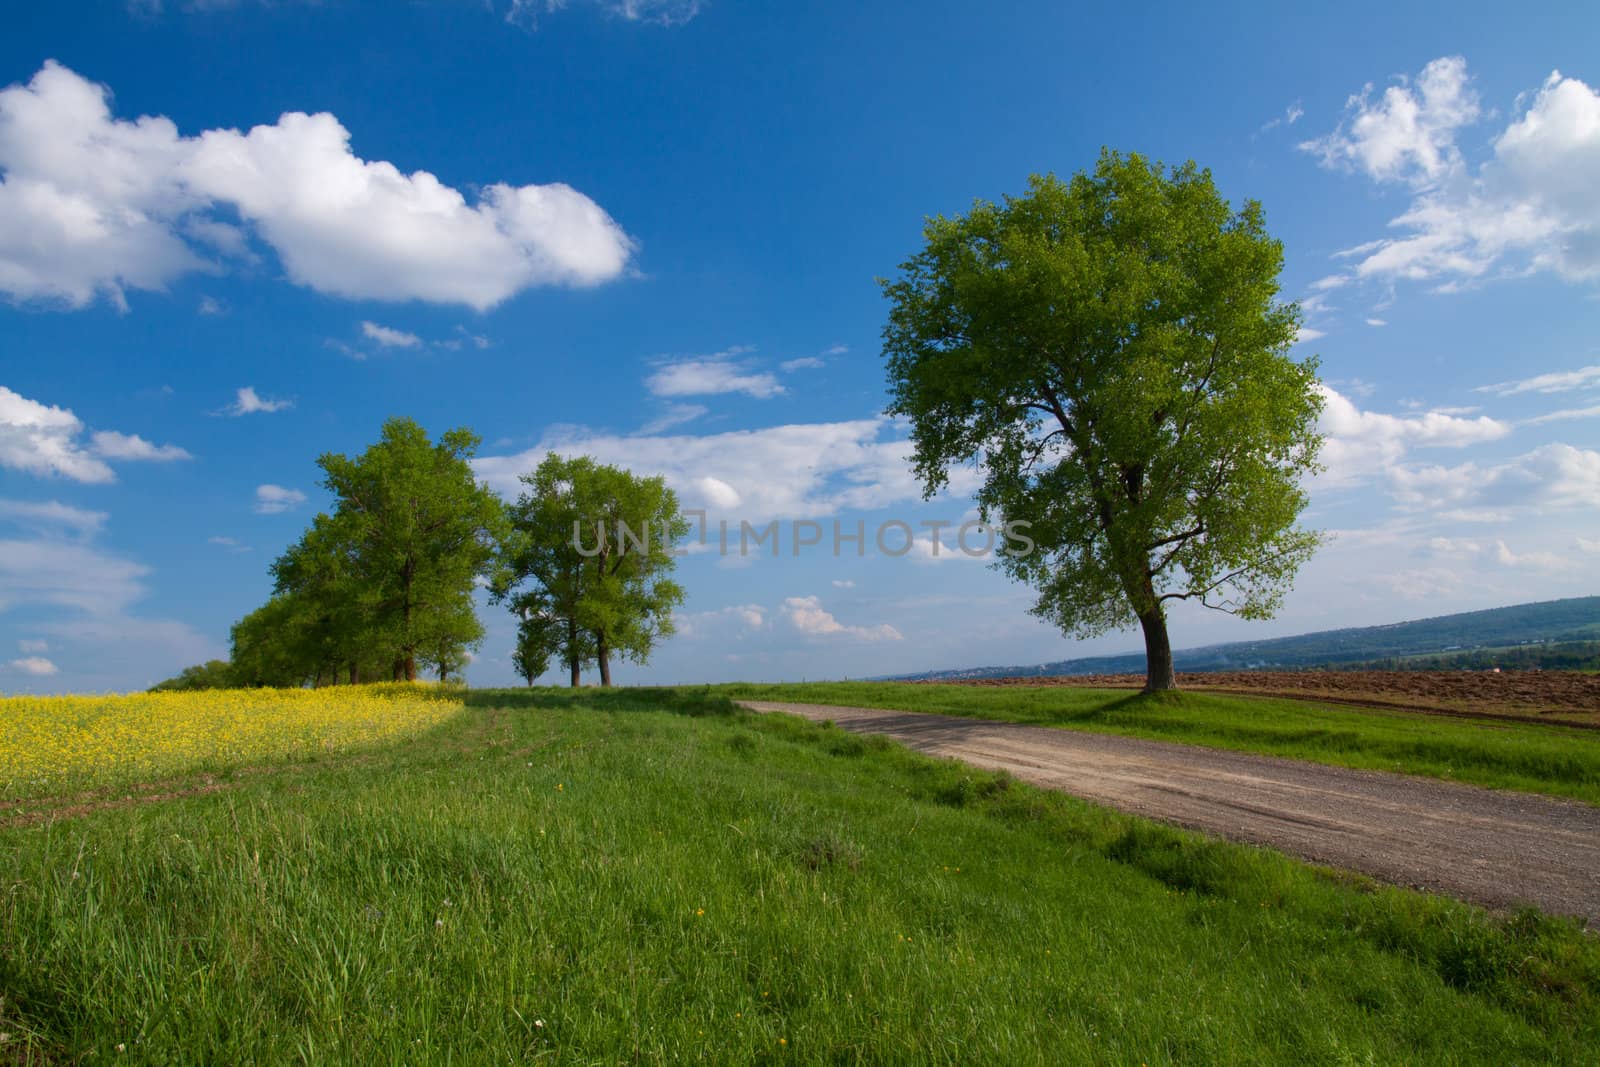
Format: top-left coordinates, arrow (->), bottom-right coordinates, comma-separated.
1,688 -> 1596,1063
719,681 -> 1600,805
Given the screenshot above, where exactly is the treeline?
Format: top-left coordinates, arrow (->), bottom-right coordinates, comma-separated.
152,419 -> 686,691
1330,642 -> 1600,673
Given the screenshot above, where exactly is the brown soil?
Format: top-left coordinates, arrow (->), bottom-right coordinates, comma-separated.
937,670 -> 1600,727
741,700 -> 1600,924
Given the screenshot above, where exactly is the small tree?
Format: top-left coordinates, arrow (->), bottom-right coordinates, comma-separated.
511,614 -> 562,686
882,152 -> 1323,691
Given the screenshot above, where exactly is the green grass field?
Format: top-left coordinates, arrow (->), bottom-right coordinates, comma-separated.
720,681 -> 1600,805
2,688 -> 1597,1063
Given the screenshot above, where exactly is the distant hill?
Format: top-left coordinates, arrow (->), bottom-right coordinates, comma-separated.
890,596 -> 1600,681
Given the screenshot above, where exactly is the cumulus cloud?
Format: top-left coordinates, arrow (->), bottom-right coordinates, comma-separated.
782,595 -> 902,642
361,320 -> 422,348
88,430 -> 191,461
7,655 -> 58,676
0,61 -> 634,310
1302,58 -> 1600,292
254,483 -> 307,514
1,385 -> 189,483
225,386 -> 292,415
1386,443 -> 1600,513
1315,384 -> 1512,488
475,417 -> 981,523
780,356 -> 826,372
645,349 -> 784,399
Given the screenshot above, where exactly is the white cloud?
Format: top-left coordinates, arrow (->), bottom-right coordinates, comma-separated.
1579,536 -> 1600,553
0,497 -> 107,539
1294,326 -> 1326,344
0,385 -> 114,483
1387,443 -> 1600,513
225,386 -> 292,415
89,430 -> 192,462
1366,318 -> 1387,327
18,638 -> 47,654
506,0 -> 705,28
7,655 -> 58,676
782,595 -> 902,642
646,349 -> 784,399
0,537 -> 149,615
360,320 -> 421,348
1493,539 -> 1565,570
476,417 -> 980,524
673,603 -> 767,639
831,579 -> 855,589
254,483 -> 306,514
197,294 -> 225,315
0,61 -> 633,310
1477,364 -> 1600,396
1301,56 -> 1479,186
1316,384 -> 1512,488
0,385 -> 186,483
637,403 -> 707,435
780,356 -> 826,372
1303,59 -> 1600,290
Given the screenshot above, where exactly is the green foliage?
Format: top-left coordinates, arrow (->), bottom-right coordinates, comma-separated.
881,151 -> 1323,686
148,659 -> 236,692
494,453 -> 688,685
233,418 -> 504,686
3,691 -> 1596,1062
314,418 -> 505,681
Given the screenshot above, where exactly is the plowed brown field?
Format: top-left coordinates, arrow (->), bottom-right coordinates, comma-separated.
941,670 -> 1600,727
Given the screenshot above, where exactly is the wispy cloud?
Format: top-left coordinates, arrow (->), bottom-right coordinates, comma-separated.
254,484 -> 307,514
361,321 -> 423,348
224,386 -> 293,416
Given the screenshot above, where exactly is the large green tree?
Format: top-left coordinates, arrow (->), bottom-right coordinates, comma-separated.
881,152 -> 1324,691
316,418 -> 506,681
494,454 -> 687,686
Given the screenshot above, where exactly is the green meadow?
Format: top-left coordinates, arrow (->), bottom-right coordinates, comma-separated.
2,688 -> 1596,1064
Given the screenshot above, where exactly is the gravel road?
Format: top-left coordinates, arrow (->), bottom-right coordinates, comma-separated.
739,700 -> 1600,924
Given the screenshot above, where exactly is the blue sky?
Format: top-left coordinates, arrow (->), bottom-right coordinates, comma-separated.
2,0 -> 1598,692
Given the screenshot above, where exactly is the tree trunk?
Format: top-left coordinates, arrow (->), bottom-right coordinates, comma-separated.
567,617 -> 581,687
404,655 -> 417,682
349,663 -> 359,685
596,630 -> 612,687
1138,607 -> 1177,693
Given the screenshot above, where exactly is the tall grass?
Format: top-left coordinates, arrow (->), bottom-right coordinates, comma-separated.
0,688 -> 1594,1063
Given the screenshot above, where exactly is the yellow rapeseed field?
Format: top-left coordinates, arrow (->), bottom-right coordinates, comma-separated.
0,683 -> 464,797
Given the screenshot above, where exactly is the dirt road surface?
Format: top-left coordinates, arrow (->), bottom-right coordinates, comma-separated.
739,700 -> 1600,925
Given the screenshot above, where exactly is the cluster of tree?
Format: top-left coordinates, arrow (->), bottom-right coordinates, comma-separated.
492,454 -> 687,686
228,418 -> 505,687
153,422 -> 688,691
149,659 -> 236,692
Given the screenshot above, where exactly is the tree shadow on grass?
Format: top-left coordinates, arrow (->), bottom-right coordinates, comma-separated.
464,685 -> 740,718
